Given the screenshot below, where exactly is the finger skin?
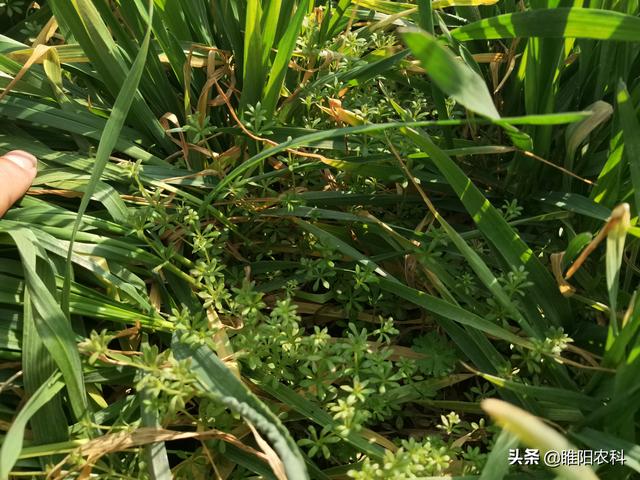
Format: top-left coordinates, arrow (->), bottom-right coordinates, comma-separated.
0,151 -> 37,217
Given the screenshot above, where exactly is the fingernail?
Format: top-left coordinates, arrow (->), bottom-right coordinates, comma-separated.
4,150 -> 37,171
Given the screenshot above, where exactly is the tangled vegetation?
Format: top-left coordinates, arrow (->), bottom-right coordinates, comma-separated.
1,0 -> 640,479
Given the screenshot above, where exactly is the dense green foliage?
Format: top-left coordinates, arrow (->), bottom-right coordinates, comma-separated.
1,0 -> 640,478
